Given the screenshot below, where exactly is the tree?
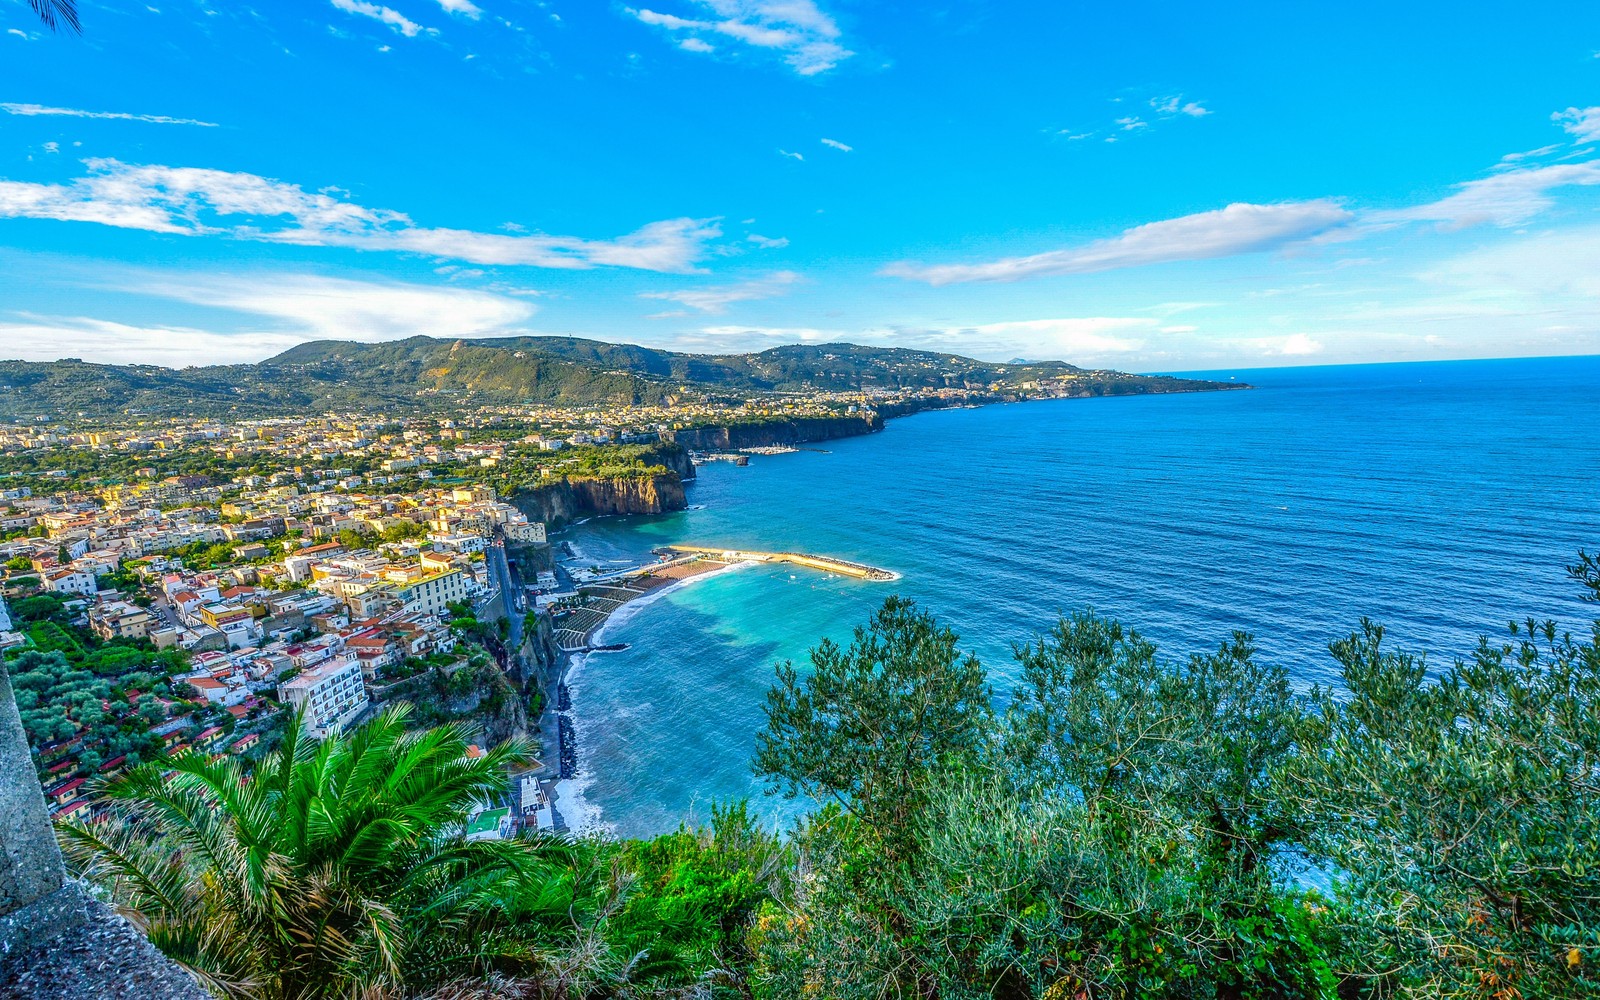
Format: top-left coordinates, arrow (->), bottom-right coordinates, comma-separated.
750,597 -> 995,1000
753,595 -> 992,856
59,704 -> 569,999
1294,552 -> 1600,999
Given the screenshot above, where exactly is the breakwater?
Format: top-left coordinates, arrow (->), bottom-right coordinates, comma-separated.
664,544 -> 900,581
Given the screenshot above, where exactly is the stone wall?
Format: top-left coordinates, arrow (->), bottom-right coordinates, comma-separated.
0,667 -> 209,999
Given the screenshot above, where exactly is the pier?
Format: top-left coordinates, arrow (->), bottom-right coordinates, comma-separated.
664,545 -> 901,581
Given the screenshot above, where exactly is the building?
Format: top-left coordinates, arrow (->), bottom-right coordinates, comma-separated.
465,806 -> 514,842
278,658 -> 369,739
42,568 -> 96,596
88,601 -> 153,641
502,520 -> 546,545
395,568 -> 469,617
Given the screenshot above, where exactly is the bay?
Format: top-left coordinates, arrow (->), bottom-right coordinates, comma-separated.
559,356 -> 1600,838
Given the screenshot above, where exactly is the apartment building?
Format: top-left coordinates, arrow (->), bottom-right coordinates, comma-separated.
278,657 -> 369,739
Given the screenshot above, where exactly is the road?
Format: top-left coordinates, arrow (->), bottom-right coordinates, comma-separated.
486,535 -> 523,650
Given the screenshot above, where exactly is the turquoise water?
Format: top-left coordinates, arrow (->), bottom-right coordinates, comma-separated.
560,357 -> 1600,838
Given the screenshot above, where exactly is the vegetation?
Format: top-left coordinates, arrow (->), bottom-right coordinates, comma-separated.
29,0 -> 80,34
5,607 -> 195,777
48,553 -> 1600,998
0,338 -> 1237,420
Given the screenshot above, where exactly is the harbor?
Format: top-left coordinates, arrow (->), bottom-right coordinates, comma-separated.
549,544 -> 899,652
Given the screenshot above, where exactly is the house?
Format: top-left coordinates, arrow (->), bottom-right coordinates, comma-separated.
88,600 -> 152,640
230,732 -> 260,754
42,568 -> 96,596
45,777 -> 85,806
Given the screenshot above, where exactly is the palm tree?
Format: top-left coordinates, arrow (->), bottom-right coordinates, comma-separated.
28,0 -> 80,33
59,705 -> 573,999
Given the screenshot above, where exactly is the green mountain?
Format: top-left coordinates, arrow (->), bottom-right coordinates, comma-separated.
0,336 -> 1239,419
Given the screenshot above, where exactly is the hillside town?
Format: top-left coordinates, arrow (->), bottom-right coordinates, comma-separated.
0,383 -> 1026,844
0,466 -> 557,834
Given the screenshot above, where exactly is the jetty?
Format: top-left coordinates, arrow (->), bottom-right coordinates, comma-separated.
664,545 -> 901,582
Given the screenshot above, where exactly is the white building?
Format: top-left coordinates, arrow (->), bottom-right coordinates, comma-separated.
396,568 -> 469,617
43,568 -> 97,596
279,657 -> 369,739
503,520 -> 546,545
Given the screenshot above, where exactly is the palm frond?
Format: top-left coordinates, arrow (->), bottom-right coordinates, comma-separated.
28,0 -> 80,33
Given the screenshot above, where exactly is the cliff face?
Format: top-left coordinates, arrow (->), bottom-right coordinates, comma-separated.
506,442 -> 694,529
570,473 -> 686,516
664,413 -> 884,450
511,472 -> 688,528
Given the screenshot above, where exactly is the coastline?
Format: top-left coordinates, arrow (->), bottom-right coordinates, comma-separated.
551,559 -> 755,834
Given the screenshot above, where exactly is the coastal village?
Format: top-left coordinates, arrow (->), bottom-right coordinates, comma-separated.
0,388 -> 935,838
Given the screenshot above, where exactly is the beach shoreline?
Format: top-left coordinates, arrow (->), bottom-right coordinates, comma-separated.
550,558 -> 756,834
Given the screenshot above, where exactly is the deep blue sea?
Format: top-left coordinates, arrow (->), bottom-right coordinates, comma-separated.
558,357 -> 1600,838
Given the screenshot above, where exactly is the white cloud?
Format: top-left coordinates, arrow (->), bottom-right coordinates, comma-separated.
0,317 -> 311,366
1496,143 -> 1562,167
1148,95 -> 1210,119
1239,333 -> 1324,357
820,137 -> 852,151
679,36 -> 714,52
688,324 -> 843,349
629,1 -> 852,76
1116,116 -> 1147,131
7,29 -> 32,40
1,273 -> 540,365
330,0 -> 428,38
1553,106 -> 1600,144
885,200 -> 1354,285
746,233 -> 788,248
434,0 -> 482,18
137,273 -> 536,340
1371,160 -> 1600,229
686,316 -> 1157,361
0,158 -> 721,272
777,148 -> 803,161
1,102 -> 219,127
915,317 -> 1154,357
640,269 -> 800,313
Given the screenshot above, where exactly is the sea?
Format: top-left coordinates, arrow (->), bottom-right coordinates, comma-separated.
555,356 -> 1600,839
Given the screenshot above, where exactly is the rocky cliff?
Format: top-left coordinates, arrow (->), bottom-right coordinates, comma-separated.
506,443 -> 694,529
511,471 -> 688,528
664,413 -> 884,450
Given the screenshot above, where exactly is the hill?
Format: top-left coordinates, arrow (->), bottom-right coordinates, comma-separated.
0,336 -> 1239,419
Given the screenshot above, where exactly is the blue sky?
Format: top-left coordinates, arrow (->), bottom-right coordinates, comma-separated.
2,0 -> 1598,370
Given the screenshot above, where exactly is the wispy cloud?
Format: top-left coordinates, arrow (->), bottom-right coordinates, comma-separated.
628,1 -> 852,76
0,159 -> 721,272
433,0 -> 482,19
687,316 -> 1157,360
896,105 -> 1600,286
1,102 -> 219,127
641,270 -> 800,313
777,148 -> 803,161
330,0 -> 430,38
746,233 -> 788,248
4,273 -> 538,365
1151,95 -> 1209,117
885,201 -> 1354,285
1553,106 -> 1600,144
820,137 -> 852,151
1371,160 -> 1600,229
